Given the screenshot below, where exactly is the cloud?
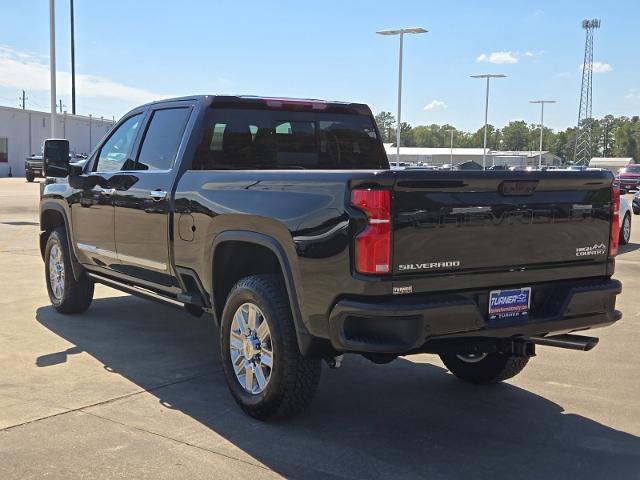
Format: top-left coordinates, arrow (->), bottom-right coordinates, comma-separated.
626,89 -> 640,100
476,51 -> 518,64
524,50 -> 545,57
578,61 -> 612,73
555,72 -> 571,78
424,100 -> 447,111
0,45 -> 168,103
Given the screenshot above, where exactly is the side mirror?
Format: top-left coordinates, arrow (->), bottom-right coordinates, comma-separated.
620,188 -> 627,195
43,139 -> 70,178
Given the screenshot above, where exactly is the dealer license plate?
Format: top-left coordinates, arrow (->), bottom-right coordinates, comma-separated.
488,287 -> 531,320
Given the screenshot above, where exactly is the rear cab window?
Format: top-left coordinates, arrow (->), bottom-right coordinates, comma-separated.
193,107 -> 388,170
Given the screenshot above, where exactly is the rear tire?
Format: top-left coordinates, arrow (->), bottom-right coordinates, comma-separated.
44,228 -> 94,314
620,213 -> 631,245
440,352 -> 529,384
220,274 -> 321,420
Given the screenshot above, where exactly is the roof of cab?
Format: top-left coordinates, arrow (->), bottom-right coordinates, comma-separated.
137,95 -> 371,114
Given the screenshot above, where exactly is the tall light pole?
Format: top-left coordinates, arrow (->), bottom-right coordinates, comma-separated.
377,27 -> 427,163
446,128 -> 455,169
49,0 -> 57,137
70,0 -> 76,115
530,100 -> 556,169
471,74 -> 506,169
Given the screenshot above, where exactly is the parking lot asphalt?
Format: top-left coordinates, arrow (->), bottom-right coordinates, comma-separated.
0,177 -> 638,479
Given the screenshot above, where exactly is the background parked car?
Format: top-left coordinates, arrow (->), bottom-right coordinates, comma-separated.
620,192 -> 632,245
24,154 -> 43,182
389,161 -> 409,170
25,150 -> 87,182
617,164 -> 640,192
632,191 -> 640,215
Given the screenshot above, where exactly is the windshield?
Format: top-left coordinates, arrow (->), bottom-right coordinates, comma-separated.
192,108 -> 388,170
623,165 -> 640,173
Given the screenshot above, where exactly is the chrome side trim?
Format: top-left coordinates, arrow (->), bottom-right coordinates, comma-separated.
77,242 -> 167,271
76,242 -> 118,259
117,252 -> 167,271
86,272 -> 184,307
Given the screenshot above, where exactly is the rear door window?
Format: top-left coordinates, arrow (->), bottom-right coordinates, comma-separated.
193,108 -> 387,170
135,108 -> 191,171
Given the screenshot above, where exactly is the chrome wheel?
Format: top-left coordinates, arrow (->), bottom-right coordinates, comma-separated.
455,353 -> 488,363
48,243 -> 65,301
622,215 -> 631,243
229,302 -> 273,395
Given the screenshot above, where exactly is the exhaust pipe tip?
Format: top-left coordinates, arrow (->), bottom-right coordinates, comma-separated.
528,334 -> 599,351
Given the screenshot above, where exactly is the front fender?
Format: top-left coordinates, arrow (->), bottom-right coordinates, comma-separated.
40,201 -> 84,281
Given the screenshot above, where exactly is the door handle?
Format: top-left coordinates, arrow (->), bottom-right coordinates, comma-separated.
97,187 -> 116,196
149,190 -> 167,201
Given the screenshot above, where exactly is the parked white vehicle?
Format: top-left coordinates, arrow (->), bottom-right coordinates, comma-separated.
620,194 -> 632,245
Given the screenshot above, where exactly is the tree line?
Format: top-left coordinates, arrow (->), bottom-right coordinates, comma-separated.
375,111 -> 640,162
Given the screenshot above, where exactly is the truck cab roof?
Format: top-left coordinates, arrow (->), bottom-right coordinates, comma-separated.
137,95 -> 372,115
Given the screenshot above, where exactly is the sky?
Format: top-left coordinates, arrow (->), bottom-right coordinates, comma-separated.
0,0 -> 638,132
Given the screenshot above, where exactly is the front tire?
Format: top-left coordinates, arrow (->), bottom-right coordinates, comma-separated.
620,213 -> 631,245
25,171 -> 35,182
44,228 -> 94,314
440,352 -> 529,384
220,274 -> 321,420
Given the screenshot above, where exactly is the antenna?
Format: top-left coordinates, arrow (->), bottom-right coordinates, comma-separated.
574,19 -> 601,165
19,90 -> 28,109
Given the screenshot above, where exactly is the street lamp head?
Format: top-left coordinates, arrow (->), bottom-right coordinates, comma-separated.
376,26 -> 427,162
376,27 -> 428,35
471,74 -> 507,79
403,27 -> 428,34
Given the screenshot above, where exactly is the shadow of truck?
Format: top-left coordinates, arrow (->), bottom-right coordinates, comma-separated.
36,296 -> 640,480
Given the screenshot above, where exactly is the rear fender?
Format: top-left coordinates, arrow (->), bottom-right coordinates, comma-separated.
211,231 -> 322,357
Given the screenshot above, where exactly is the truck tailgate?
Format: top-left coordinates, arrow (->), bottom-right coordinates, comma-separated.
392,171 -> 614,275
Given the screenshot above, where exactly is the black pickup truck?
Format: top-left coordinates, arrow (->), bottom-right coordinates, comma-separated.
25,154 -> 44,182
40,95 -> 622,420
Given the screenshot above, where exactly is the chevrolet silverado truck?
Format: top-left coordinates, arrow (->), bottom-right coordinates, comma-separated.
40,95 -> 623,420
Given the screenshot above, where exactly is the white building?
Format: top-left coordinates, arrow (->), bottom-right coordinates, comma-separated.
0,105 -> 114,177
385,147 -> 486,166
491,150 -> 563,167
589,157 -> 635,174
385,146 -> 563,168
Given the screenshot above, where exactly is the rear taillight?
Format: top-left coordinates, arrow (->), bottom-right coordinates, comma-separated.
351,189 -> 391,274
610,185 -> 620,257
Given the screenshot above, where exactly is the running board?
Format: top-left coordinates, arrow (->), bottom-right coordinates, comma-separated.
87,272 -> 185,309
528,334 -> 599,351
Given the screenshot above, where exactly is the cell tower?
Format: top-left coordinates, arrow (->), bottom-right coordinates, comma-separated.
574,19 -> 601,165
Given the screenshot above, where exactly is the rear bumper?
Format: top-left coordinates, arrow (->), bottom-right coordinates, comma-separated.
327,278 -> 622,354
